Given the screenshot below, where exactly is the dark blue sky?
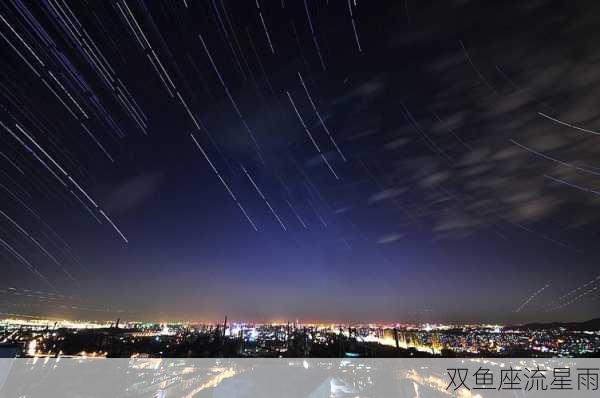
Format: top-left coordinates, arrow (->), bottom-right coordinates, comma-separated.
1,0 -> 600,323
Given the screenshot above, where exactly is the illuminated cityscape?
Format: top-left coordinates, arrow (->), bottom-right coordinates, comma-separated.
2,317 -> 599,359
2,0 -> 600,382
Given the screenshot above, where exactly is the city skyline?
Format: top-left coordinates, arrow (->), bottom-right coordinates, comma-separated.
3,316 -> 600,359
1,0 -> 600,324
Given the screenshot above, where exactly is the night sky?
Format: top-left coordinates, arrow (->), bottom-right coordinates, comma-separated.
1,0 -> 600,324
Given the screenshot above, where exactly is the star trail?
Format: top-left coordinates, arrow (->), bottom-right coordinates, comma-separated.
0,0 -> 600,324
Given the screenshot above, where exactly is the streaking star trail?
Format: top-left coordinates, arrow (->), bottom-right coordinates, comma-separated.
0,0 -> 599,325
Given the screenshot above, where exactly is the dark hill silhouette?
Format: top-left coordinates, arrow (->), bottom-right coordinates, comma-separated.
509,318 -> 600,331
